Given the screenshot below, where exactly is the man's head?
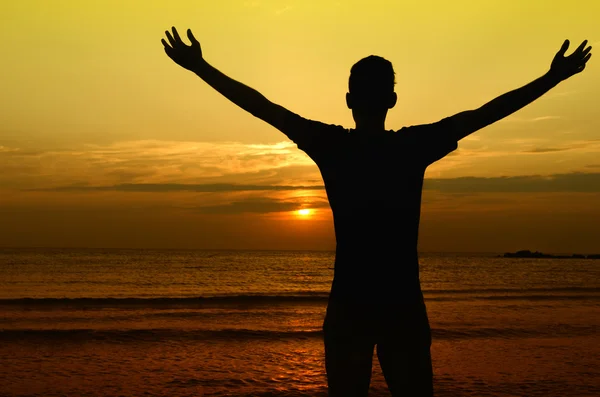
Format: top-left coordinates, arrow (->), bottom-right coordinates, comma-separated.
346,55 -> 397,119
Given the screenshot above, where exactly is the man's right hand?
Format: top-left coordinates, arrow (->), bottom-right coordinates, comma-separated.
161,27 -> 204,72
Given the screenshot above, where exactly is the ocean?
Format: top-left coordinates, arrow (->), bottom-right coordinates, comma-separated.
0,248 -> 598,397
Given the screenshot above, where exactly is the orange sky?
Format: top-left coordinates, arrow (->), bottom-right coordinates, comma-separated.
1,0 -> 599,252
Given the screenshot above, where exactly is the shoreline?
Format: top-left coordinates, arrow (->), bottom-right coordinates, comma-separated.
502,250 -> 600,259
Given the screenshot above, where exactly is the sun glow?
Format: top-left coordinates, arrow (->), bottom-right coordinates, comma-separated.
297,209 -> 311,216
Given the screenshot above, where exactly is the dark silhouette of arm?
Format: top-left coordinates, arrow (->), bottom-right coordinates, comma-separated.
448,39 -> 592,141
161,27 -> 290,131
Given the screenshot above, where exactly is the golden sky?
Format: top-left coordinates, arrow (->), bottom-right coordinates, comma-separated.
1,0 -> 599,252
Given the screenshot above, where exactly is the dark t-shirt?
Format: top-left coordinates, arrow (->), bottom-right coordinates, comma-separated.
281,112 -> 458,303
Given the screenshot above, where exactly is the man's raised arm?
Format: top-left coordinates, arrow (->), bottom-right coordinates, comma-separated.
161,27 -> 290,132
447,39 -> 592,142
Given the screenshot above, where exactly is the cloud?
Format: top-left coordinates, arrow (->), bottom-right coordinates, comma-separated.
546,90 -> 578,99
193,197 -> 330,214
5,138 -> 600,194
504,115 -> 561,123
522,147 -> 568,153
424,172 -> 600,193
275,5 -> 293,15
0,140 -> 317,189
31,183 -> 324,193
30,172 -> 600,194
519,140 -> 600,154
426,138 -> 600,176
530,116 -> 561,122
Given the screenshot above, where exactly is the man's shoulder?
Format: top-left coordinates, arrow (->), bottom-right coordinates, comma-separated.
285,111 -> 348,132
395,117 -> 455,133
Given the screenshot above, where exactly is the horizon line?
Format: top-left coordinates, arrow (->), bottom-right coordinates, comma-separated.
1,245 -> 596,256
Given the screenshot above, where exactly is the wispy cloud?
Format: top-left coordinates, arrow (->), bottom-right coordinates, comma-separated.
31,183 -> 325,193
192,197 -> 330,214
504,115 -> 561,123
520,140 -> 600,154
530,116 -> 561,122
5,137 -> 600,194
546,90 -> 578,99
275,5 -> 293,15
31,172 -> 600,194
461,135 -> 481,142
428,138 -> 600,176
0,140 -> 317,189
522,147 -> 568,153
424,172 -> 600,193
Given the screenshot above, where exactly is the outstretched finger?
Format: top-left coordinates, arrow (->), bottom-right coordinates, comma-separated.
162,43 -> 175,60
172,27 -> 183,44
574,39 -> 588,54
581,46 -> 592,58
582,52 -> 592,64
187,29 -> 199,46
161,38 -> 172,49
557,39 -> 570,56
165,30 -> 177,47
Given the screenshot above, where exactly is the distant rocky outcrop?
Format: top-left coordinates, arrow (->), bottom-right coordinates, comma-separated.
501,250 -> 600,259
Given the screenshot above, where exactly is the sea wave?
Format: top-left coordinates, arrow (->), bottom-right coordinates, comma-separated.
0,323 -> 594,343
0,287 -> 598,308
427,287 -> 600,294
0,294 -> 329,308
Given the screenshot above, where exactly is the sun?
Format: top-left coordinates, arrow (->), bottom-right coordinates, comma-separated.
297,209 -> 312,216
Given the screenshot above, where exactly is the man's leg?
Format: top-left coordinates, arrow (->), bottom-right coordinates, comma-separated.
323,303 -> 375,397
376,303 -> 434,397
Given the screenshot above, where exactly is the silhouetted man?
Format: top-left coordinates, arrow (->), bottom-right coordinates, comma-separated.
161,27 -> 591,396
